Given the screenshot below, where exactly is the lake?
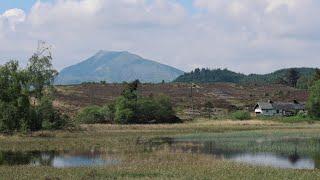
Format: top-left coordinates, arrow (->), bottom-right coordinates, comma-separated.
0,150 -> 119,168
141,136 -> 320,170
2,134 -> 320,170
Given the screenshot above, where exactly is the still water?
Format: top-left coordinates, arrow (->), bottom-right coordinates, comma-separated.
0,150 -> 118,168
141,137 -> 320,169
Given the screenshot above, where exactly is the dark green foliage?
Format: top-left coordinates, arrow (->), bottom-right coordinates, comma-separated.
0,102 -> 18,132
307,81 -> 320,118
175,68 -> 245,83
175,67 -> 315,88
78,81 -> 181,124
101,103 -> 116,123
136,97 -> 158,123
285,69 -> 300,87
296,76 -> 313,90
153,95 -> 176,122
0,52 -> 68,133
28,54 -> 58,99
114,96 -> 135,124
313,69 -> 320,82
243,68 -> 313,86
76,106 -> 106,124
0,61 -> 32,132
231,111 -> 251,120
37,97 -> 68,130
136,94 -> 179,124
114,81 -> 180,124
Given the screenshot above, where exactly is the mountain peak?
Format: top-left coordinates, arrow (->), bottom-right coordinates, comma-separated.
96,50 -> 130,54
55,51 -> 184,85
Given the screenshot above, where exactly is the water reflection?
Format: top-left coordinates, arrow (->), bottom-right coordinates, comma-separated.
0,150 -> 118,168
140,137 -> 320,169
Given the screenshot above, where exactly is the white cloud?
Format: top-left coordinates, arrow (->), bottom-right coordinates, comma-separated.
0,0 -> 320,74
1,8 -> 26,31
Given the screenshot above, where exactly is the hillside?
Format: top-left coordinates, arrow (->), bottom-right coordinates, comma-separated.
174,68 -> 316,86
242,68 -> 316,84
54,83 -> 308,117
174,68 -> 246,83
55,51 -> 184,85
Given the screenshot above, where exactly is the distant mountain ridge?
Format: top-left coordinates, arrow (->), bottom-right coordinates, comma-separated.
174,67 -> 316,87
55,51 -> 184,85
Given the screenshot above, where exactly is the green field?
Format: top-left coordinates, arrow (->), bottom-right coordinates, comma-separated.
1,120 -> 320,179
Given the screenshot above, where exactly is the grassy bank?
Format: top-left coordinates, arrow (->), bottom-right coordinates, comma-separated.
1,119 -> 320,179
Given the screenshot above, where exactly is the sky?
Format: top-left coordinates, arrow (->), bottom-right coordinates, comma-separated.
0,0 -> 320,74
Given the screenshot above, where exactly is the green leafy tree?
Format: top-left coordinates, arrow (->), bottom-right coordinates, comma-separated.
307,80 -> 320,118
154,94 -> 175,122
314,69 -> 320,82
0,44 -> 68,133
286,69 -> 300,87
37,97 -> 67,130
101,103 -> 116,123
27,54 -> 58,100
0,61 -> 31,132
115,96 -> 135,124
136,97 -> 157,123
112,81 -> 179,124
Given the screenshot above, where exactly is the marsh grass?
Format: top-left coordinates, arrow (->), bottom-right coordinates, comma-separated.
1,120 -> 320,179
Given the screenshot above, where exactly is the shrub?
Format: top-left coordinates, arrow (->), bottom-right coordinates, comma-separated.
101,103 -> 116,123
307,80 -> 320,118
136,98 -> 158,123
231,110 -> 251,120
114,96 -> 135,124
113,94 -> 180,124
76,106 -> 105,124
135,94 -> 180,124
0,102 -> 19,132
37,97 -> 68,130
78,81 -> 181,125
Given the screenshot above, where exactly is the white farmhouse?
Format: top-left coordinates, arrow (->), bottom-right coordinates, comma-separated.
254,102 -> 277,116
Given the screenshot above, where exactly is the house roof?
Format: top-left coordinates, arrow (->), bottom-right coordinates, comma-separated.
273,103 -> 305,111
256,102 -> 274,110
255,101 -> 305,111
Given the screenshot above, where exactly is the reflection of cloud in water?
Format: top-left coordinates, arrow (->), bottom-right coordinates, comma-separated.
230,153 -> 315,169
0,151 -> 119,168
143,137 -> 320,170
53,156 -> 113,168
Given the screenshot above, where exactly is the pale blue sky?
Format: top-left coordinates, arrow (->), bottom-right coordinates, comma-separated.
0,0 -> 38,13
0,0 -> 195,13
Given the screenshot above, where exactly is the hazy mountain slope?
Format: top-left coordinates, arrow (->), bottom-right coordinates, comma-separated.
55,51 -> 184,85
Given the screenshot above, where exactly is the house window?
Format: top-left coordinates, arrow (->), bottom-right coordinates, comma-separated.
277,110 -> 279,113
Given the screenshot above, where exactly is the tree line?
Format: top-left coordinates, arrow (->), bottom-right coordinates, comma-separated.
174,67 -> 318,89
